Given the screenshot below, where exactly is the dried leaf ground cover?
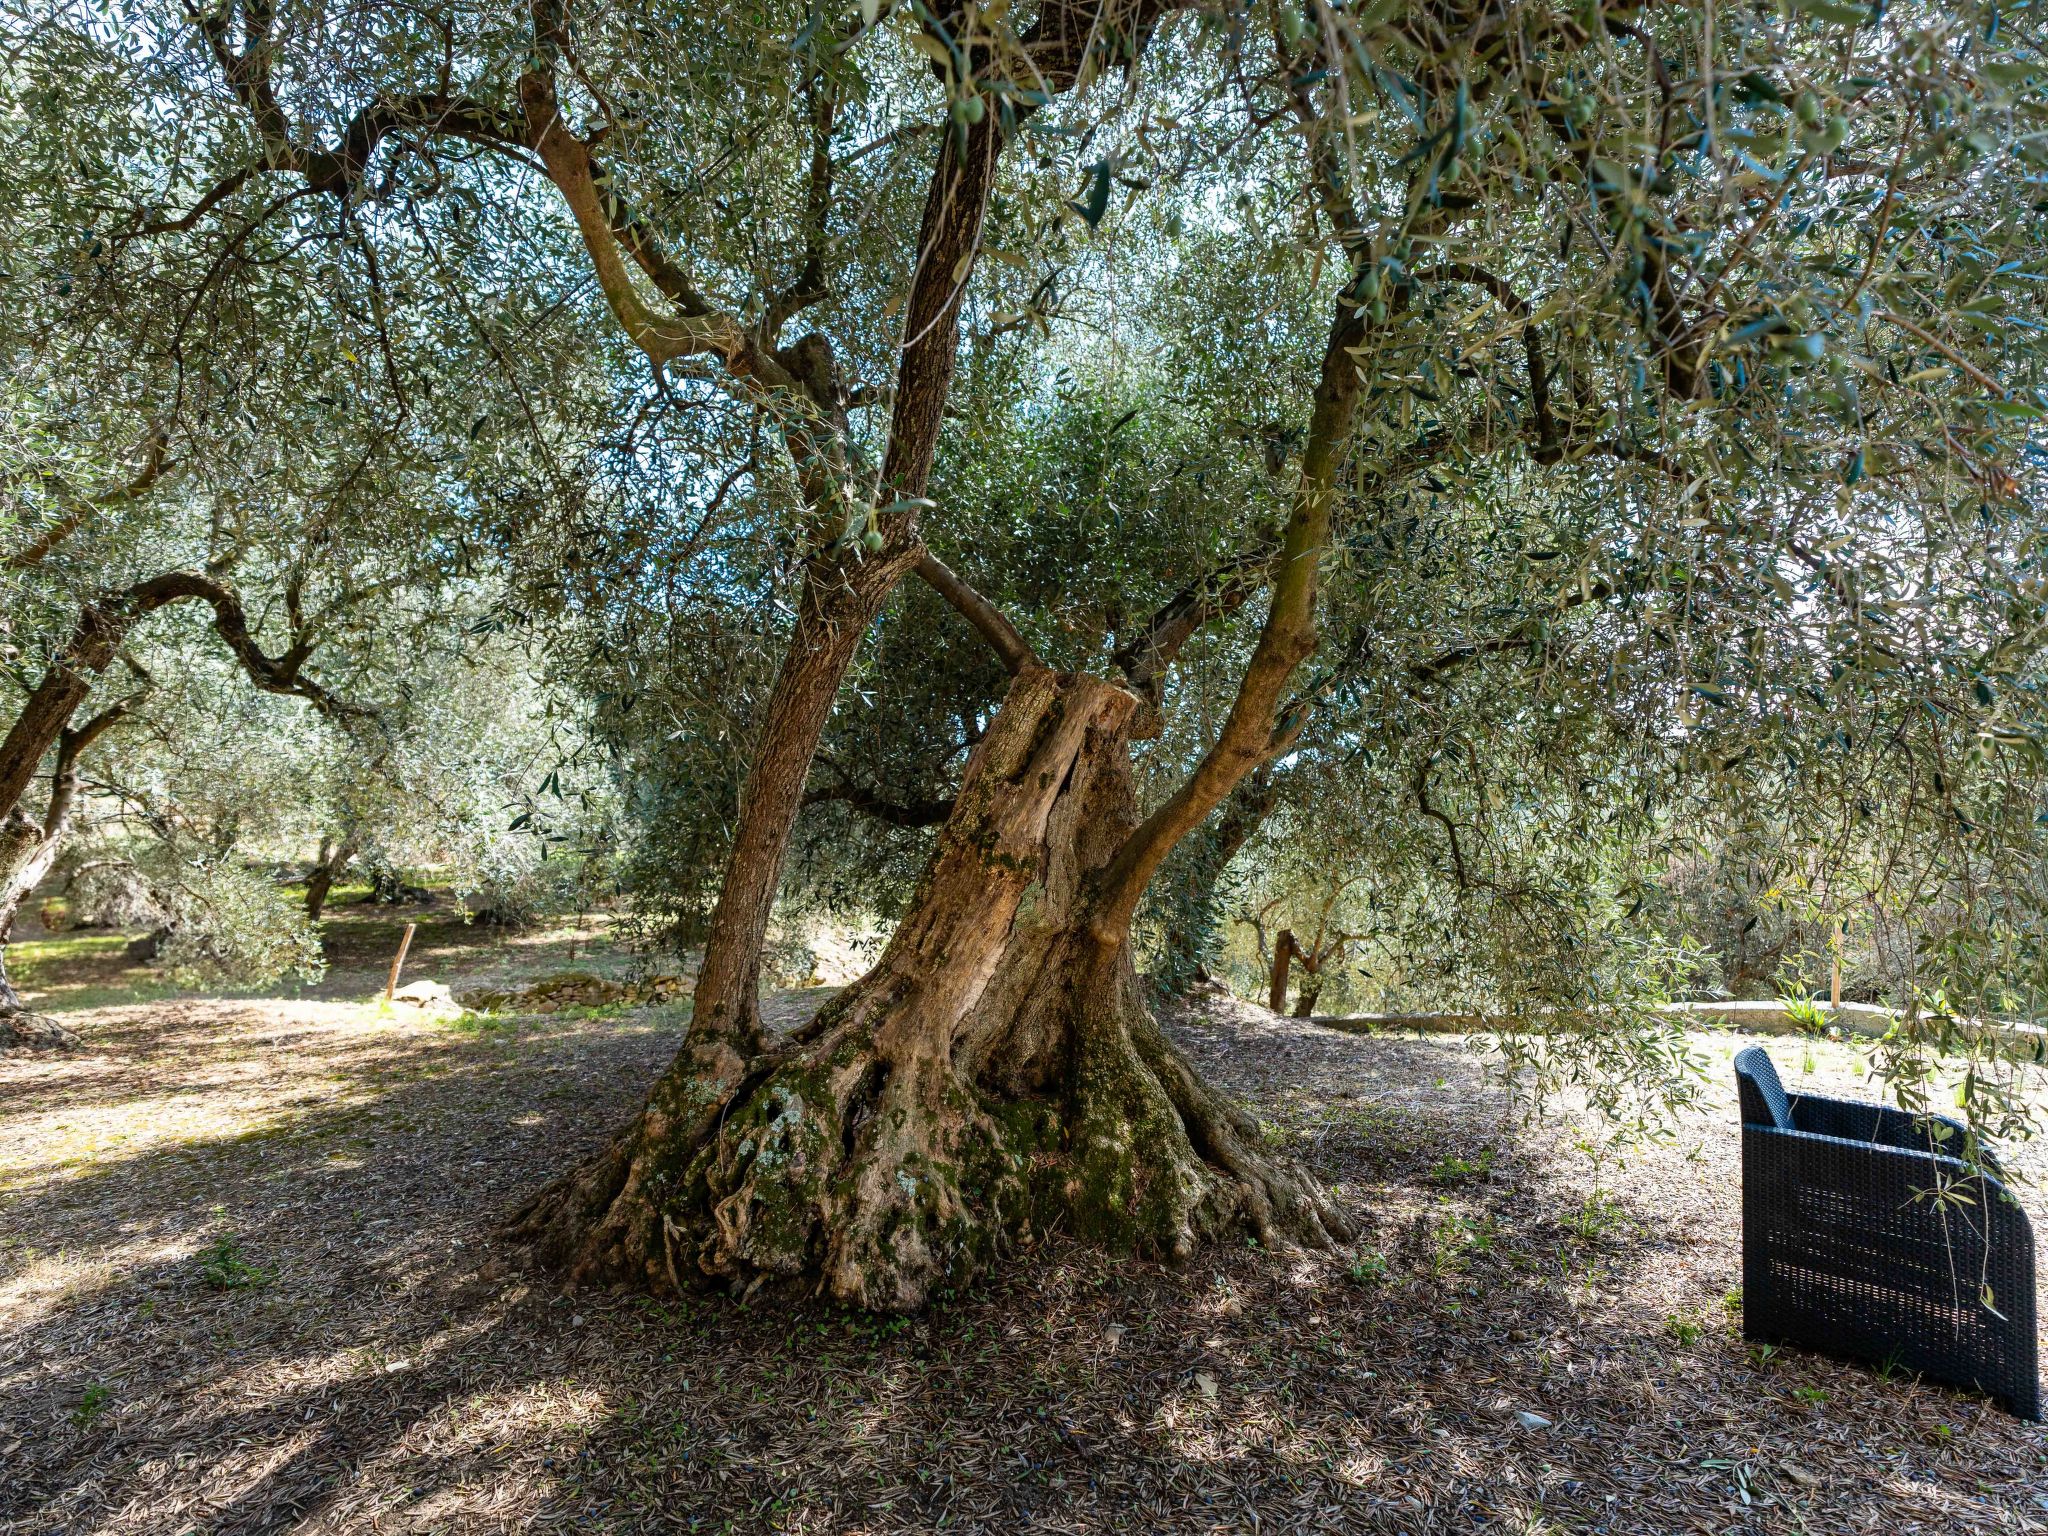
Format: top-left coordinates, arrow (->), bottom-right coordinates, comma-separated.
3,914 -> 2045,1534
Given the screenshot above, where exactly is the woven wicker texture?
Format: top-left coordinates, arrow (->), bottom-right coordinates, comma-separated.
1735,1047 -> 2039,1419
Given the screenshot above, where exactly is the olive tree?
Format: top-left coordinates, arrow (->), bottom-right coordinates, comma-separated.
51,0 -> 2048,1307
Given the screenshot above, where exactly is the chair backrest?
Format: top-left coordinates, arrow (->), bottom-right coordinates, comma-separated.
1734,1045 -> 1792,1128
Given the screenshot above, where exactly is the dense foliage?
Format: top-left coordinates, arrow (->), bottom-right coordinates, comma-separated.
4,0 -> 2046,1297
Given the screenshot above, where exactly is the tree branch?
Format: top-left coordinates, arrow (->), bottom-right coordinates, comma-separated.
1093,300 -> 1370,931
1414,752 -> 1473,890
914,552 -> 1035,674
1411,263 -> 1561,456
1112,542 -> 1276,703
764,76 -> 838,342
804,755 -> 955,828
46,684 -> 149,839
6,427 -> 177,571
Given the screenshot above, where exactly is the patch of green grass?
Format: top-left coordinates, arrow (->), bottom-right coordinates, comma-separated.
1665,1312 -> 1703,1346
8,931 -> 134,981
11,931 -> 133,962
197,1235 -> 272,1291
72,1383 -> 112,1428
1428,1145 -> 1496,1186
440,1008 -> 532,1037
37,979 -> 180,1014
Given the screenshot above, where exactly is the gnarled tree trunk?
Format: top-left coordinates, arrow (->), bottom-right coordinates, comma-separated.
512,276 -> 1373,1313
510,666 -> 1349,1308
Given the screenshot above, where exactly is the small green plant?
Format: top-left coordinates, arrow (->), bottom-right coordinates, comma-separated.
1665,1312 -> 1703,1346
1428,1145 -> 1496,1186
71,1383 -> 111,1428
1425,1211 -> 1494,1278
198,1234 -> 271,1290
1347,1250 -> 1389,1286
1564,1191 -> 1628,1242
1721,1287 -> 1744,1318
1749,1342 -> 1780,1369
1781,995 -> 1829,1035
1792,1385 -> 1828,1406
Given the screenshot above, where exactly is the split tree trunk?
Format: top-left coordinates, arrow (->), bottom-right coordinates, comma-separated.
680,117 -> 1002,1084
512,274 -> 1374,1313
510,667 -> 1350,1309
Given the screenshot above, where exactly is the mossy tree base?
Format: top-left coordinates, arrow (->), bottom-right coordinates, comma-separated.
507,668 -> 1350,1310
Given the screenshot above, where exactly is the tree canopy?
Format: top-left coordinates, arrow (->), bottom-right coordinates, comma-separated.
4,0 -> 2046,1303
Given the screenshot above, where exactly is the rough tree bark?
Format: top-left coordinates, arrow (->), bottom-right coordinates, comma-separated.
507,296 -> 1374,1308
510,665 -> 1350,1306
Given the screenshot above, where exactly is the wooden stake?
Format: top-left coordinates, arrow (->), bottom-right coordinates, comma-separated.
1829,920 -> 1843,1010
386,922 -> 417,1001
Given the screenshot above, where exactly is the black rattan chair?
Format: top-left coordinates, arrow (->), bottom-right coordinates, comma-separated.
1735,1045 -> 2039,1419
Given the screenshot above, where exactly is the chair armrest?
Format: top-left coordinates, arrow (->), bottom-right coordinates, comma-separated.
1789,1095 -> 2000,1174
1749,1124 -> 2031,1241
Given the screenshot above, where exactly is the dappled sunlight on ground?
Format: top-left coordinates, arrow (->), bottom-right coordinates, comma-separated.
1,924 -> 2044,1531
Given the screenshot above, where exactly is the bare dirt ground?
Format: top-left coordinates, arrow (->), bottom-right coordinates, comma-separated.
2,904 -> 2044,1534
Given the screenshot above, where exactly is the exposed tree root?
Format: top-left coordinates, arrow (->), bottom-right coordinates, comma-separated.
505,667 -> 1352,1310
3,1006 -> 81,1051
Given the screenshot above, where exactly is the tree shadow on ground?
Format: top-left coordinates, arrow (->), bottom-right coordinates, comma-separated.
2,998 -> 2043,1534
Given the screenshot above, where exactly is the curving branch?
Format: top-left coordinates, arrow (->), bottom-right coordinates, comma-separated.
44,680 -> 151,840
191,0 -> 524,192
1413,752 -> 1473,890
914,552 -> 1036,675
1411,263 -> 1561,456
0,569 -> 362,828
6,427 -> 177,571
